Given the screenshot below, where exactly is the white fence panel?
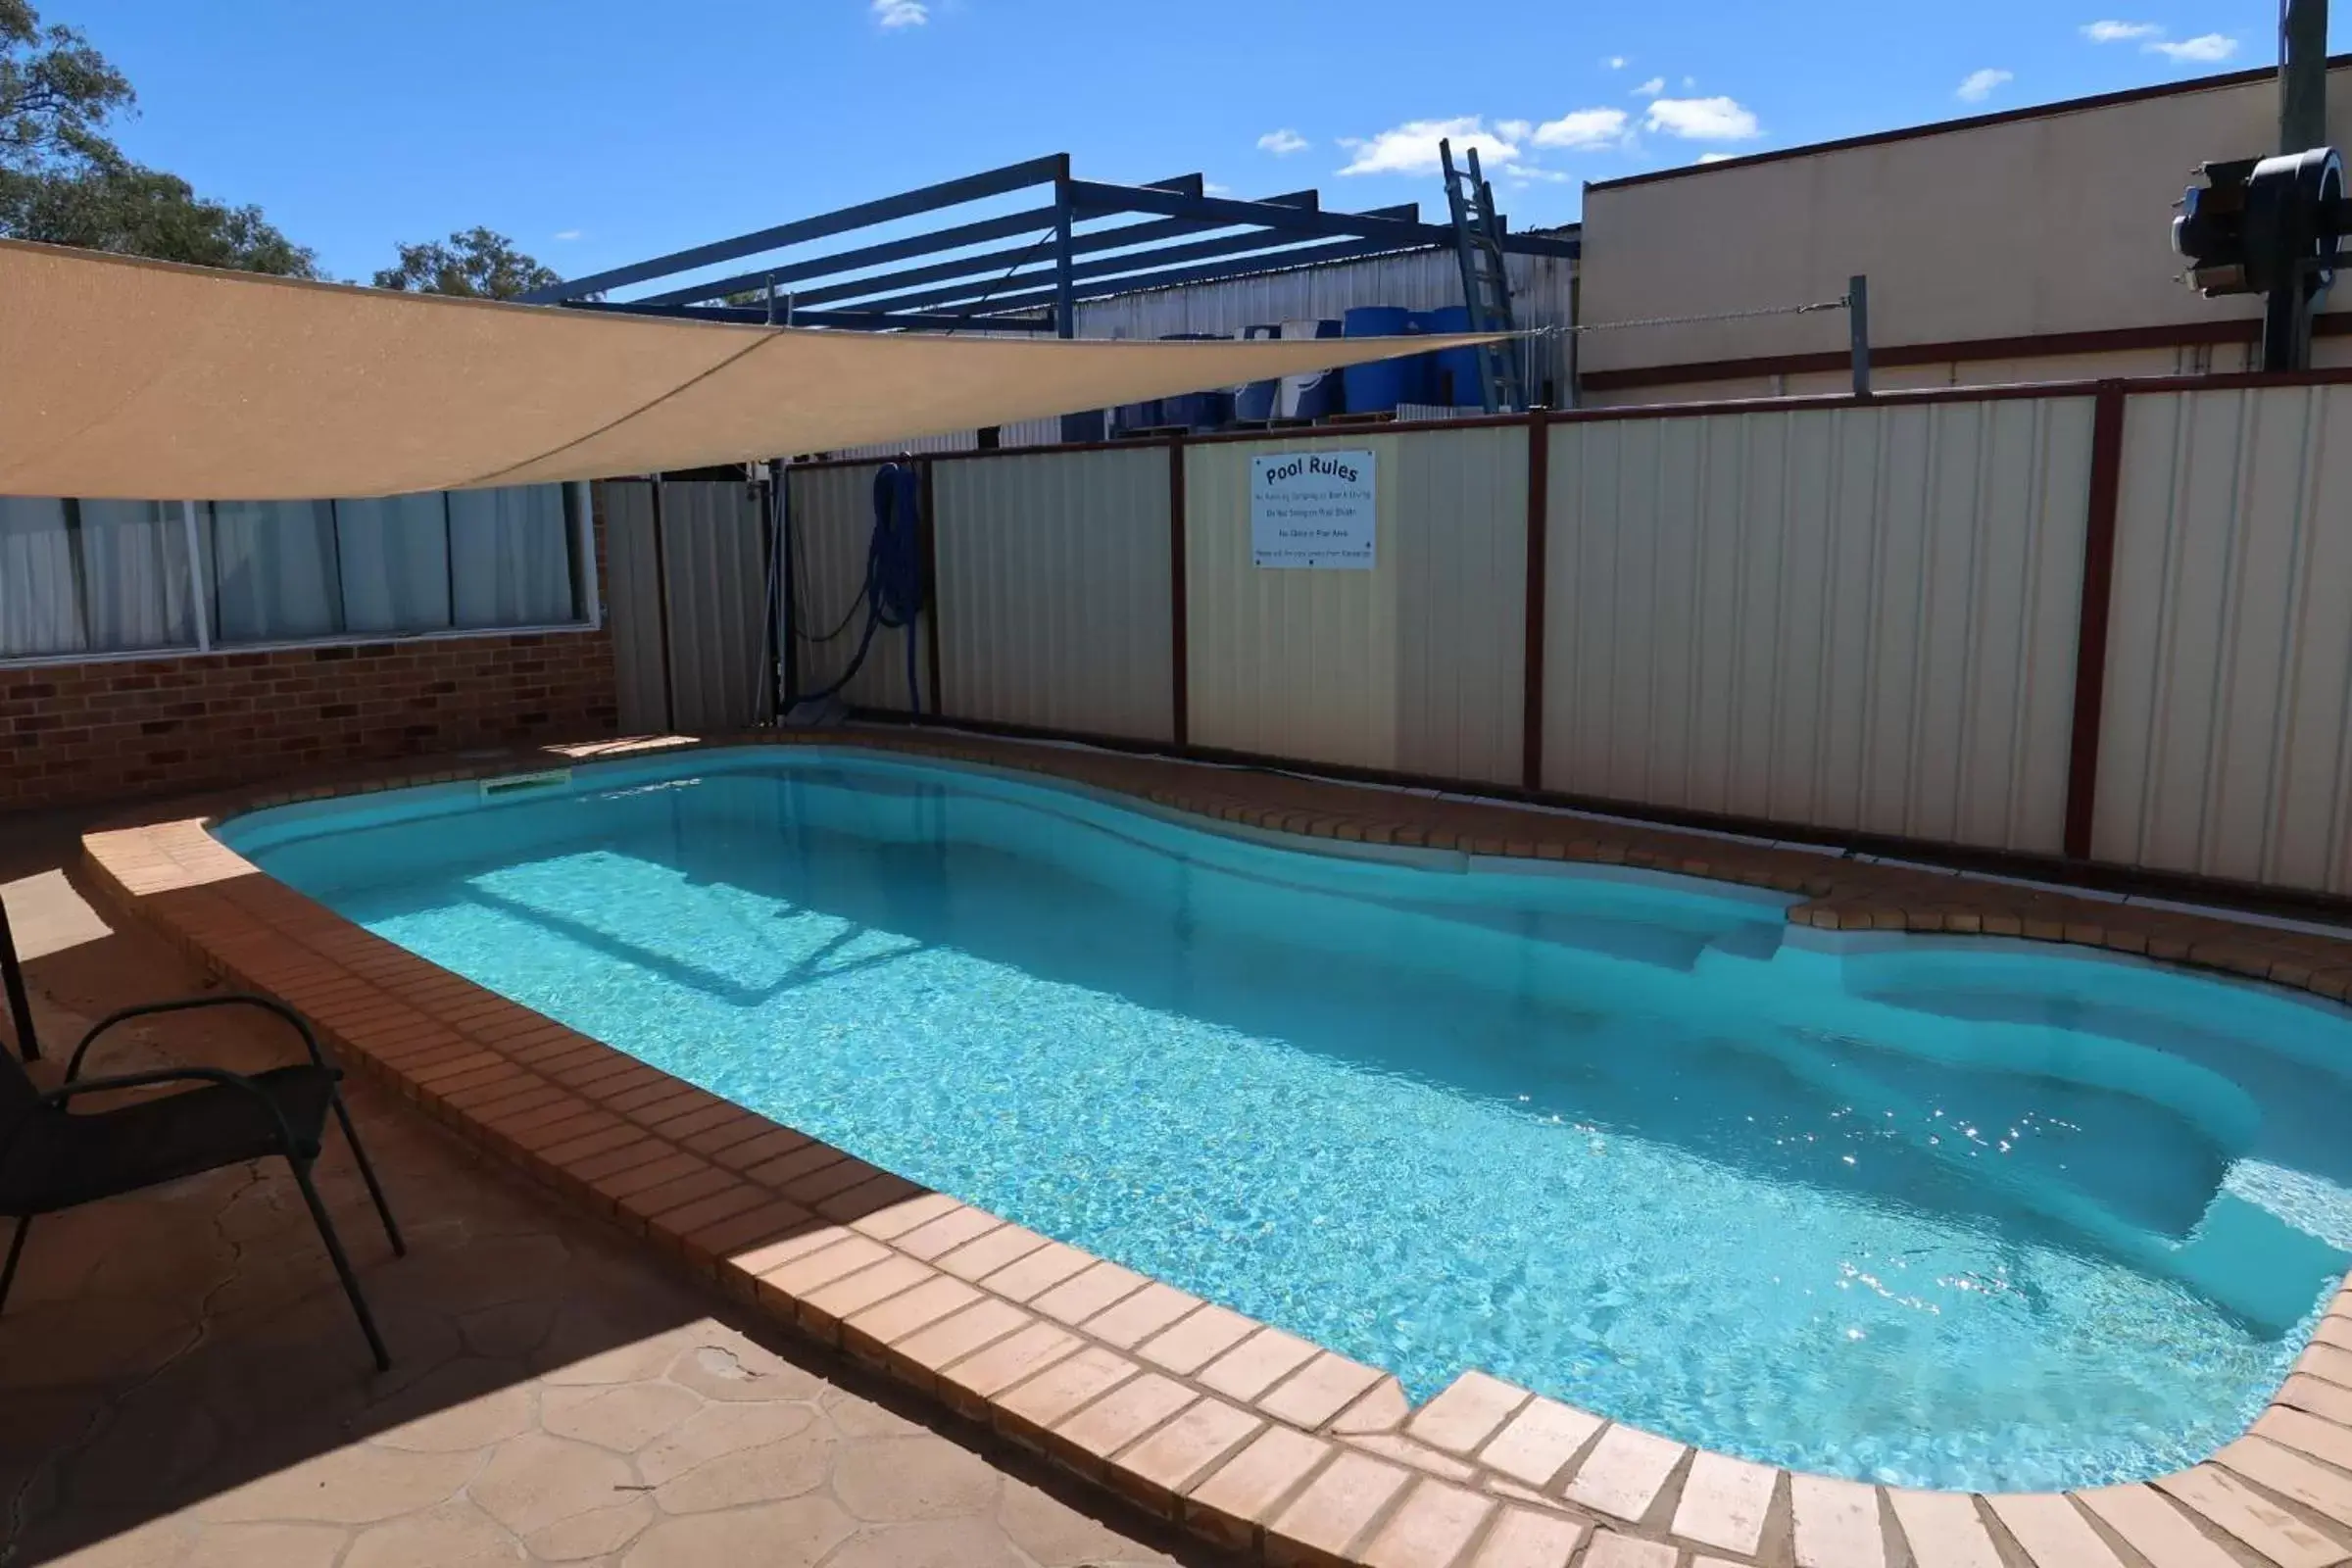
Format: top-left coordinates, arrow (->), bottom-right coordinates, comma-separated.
2095,384 -> 2352,893
1543,397 -> 2095,852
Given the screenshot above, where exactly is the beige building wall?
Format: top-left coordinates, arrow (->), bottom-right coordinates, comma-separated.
1577,63 -> 2352,404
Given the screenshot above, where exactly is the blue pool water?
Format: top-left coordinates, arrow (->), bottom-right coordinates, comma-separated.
222,749 -> 2352,1491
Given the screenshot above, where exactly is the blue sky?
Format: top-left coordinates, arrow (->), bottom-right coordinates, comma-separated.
58,0 -> 2339,289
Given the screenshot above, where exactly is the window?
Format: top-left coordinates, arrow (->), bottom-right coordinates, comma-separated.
449,486 -> 578,628
334,493 -> 453,635
0,484 -> 593,664
0,498 -> 196,659
209,500 -> 344,644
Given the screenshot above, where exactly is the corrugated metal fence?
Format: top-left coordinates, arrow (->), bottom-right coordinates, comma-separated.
597,477 -> 770,735
2095,383 -> 2352,895
1184,427 -> 1529,784
1543,398 -> 2095,854
934,447 -> 1174,742
608,375 -> 2352,902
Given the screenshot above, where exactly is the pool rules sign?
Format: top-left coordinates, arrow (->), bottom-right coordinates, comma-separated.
1250,449 -> 1377,569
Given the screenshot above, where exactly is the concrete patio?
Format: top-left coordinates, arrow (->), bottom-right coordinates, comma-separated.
0,812 -> 1203,1568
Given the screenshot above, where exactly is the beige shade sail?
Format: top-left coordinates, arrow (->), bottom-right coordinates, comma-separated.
0,240 -> 1511,501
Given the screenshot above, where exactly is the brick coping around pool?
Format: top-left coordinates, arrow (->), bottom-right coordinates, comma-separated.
75,726 -> 2352,1568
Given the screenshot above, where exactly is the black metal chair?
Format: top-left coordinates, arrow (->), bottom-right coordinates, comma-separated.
0,899 -> 405,1369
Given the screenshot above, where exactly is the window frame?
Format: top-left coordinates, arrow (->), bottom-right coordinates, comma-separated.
0,481 -> 601,670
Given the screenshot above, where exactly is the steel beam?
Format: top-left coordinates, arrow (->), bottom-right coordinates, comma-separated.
542,154 -> 1575,332
521,154 -> 1069,303
948,235 -> 1435,318
1066,178 -> 1440,241
838,209 -> 1423,316
635,206 -> 1058,307
1065,179 -> 1580,259
777,195 -> 1329,310
644,187 -> 1345,313
560,300 -> 1058,332
1053,183 -> 1076,339
639,187 -> 1320,311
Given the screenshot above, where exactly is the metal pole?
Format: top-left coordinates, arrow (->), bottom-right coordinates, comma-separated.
2266,0 -> 2328,370
763,271 -> 777,325
0,892 -> 39,1062
773,458 -> 797,715
1051,177 -> 1101,440
2281,0 -> 2329,154
1052,180 -> 1077,339
1848,274 -> 1872,398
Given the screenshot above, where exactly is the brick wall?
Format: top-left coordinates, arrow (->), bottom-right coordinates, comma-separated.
1,628 -> 618,814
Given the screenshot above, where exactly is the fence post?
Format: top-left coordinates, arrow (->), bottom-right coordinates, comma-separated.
2062,382 -> 2130,859
1521,407 -> 1551,792
1168,434 -> 1190,749
1848,274 -> 1871,399
648,479 -> 678,734
773,463 -> 798,712
918,459 -> 943,718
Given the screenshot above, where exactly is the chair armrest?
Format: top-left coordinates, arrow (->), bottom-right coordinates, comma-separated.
67,994 -> 331,1083
42,1065 -> 300,1151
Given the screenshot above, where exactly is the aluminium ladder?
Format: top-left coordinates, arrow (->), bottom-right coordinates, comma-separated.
1439,138 -> 1525,414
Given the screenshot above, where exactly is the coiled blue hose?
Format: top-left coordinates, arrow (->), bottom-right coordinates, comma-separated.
797,462 -> 925,712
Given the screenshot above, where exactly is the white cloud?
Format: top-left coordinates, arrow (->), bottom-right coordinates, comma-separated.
1697,153 -> 1736,164
1531,107 -> 1630,149
1516,167 -> 1574,182
2081,19 -> 2236,62
552,228 -> 583,241
1630,75 -> 1666,97
2149,32 -> 2236,61
1956,68 -> 2013,102
1337,116 -> 1521,176
1495,119 -> 1533,140
1643,96 -> 1761,141
871,0 -> 927,27
1604,55 -> 1628,69
1256,128 -> 1309,156
1203,181 -> 1232,195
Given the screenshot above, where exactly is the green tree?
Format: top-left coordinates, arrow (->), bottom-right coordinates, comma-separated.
372,227 -> 558,299
0,0 -> 128,171
2,156 -> 319,273
0,0 -> 317,274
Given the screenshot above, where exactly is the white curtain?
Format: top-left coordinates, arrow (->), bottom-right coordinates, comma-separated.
208,500 -> 342,643
449,486 -> 574,628
0,497 -> 85,658
1,484 -> 579,662
76,500 -> 195,652
334,494 -> 452,634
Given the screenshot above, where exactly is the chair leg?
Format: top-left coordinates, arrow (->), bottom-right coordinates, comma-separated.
288,1156 -> 390,1372
329,1092 -> 405,1258
0,1216 -> 27,1318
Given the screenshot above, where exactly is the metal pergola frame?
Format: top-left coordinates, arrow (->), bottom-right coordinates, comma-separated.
522,153 -> 1580,335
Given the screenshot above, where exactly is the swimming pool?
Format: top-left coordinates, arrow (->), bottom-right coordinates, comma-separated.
221,747 -> 2352,1492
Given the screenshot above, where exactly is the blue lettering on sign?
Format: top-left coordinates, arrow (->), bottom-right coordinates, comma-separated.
1262,455 -> 1361,485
